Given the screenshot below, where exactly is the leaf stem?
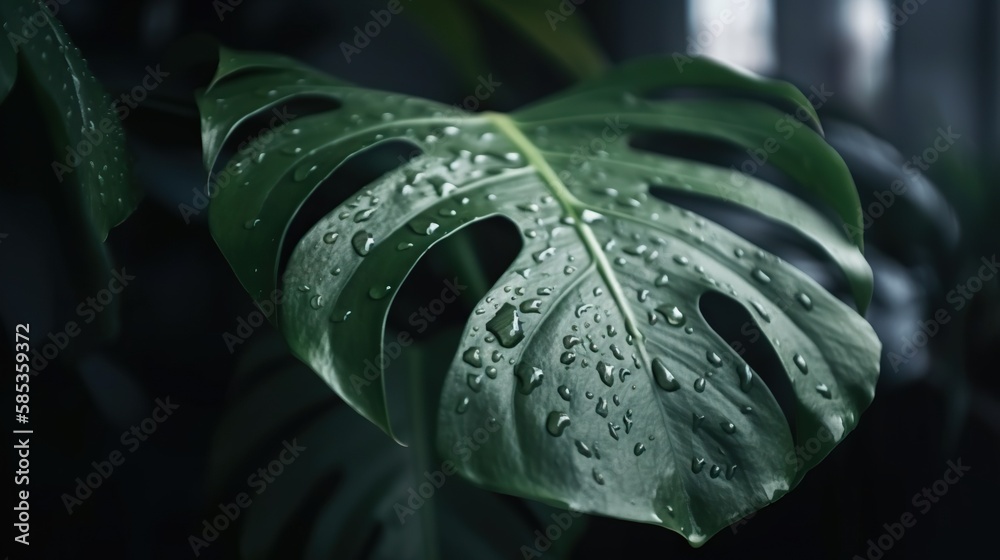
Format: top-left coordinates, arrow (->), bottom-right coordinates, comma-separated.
485,112 -> 652,369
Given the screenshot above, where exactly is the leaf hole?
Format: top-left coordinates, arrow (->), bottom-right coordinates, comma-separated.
276,140 -> 423,280
382,216 -> 521,443
699,291 -> 797,437
648,187 -> 850,299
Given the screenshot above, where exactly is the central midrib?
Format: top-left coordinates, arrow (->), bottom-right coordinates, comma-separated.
485,112 -> 652,371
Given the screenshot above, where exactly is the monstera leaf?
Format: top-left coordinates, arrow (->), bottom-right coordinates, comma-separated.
407,0 -> 607,82
208,332 -> 586,559
198,47 -> 881,545
1,0 -> 136,238
0,0 -> 138,340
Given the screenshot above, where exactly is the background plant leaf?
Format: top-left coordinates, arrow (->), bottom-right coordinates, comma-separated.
0,0 -> 139,343
208,331 -> 586,560
0,27 -> 16,103
406,0 -> 607,83
1,0 -> 137,239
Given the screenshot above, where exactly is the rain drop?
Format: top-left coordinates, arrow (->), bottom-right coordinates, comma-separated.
463,347 -> 483,368
294,164 -> 319,181
330,309 -> 352,323
486,303 -> 525,347
533,247 -> 556,262
368,285 -> 392,300
595,398 -> 609,418
793,353 -> 808,373
751,268 -> 771,284
519,299 -> 543,313
607,422 -> 620,440
596,362 -> 614,387
563,335 -> 582,349
409,220 -> 440,236
652,358 -> 680,392
706,351 -> 723,367
546,412 -> 571,436
750,300 -> 771,322
726,465 -> 738,480
467,374 -> 484,392
352,231 -> 375,256
737,364 -> 754,392
558,385 -> 572,401
657,305 -> 686,327
514,362 -> 544,394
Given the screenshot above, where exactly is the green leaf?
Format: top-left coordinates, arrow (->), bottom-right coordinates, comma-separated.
199,48 -> 881,545
473,0 -> 607,79
1,0 -> 138,240
0,25 -> 16,104
406,0 -> 607,82
404,0 -> 491,85
209,332 -> 585,559
0,0 -> 138,342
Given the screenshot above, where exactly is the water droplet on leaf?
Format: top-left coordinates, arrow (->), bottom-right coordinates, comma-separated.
463,347 -> 483,368
546,412 -> 571,436
486,303 -> 524,347
793,353 -> 808,373
596,361 -> 614,387
652,358 -> 680,391
352,231 -> 375,256
514,362 -> 544,394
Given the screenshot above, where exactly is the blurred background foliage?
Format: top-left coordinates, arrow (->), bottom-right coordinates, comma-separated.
0,0 -> 997,558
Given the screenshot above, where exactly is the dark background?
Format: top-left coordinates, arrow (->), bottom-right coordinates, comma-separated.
2,0 -> 999,558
